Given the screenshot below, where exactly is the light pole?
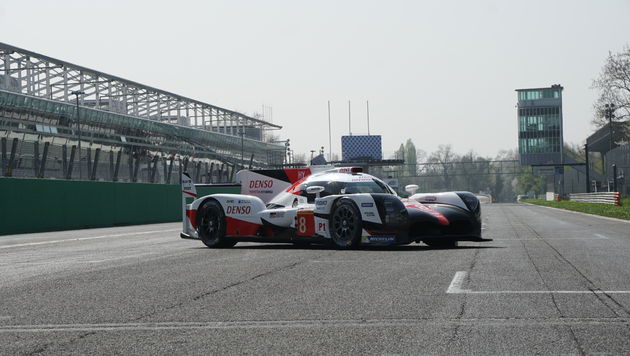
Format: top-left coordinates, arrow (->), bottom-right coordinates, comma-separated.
605,103 -> 616,189
239,129 -> 244,170
71,90 -> 85,179
584,143 -> 590,193
605,103 -> 616,152
285,140 -> 291,166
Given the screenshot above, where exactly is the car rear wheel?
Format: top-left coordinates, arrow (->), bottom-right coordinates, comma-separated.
196,199 -> 237,248
329,199 -> 361,249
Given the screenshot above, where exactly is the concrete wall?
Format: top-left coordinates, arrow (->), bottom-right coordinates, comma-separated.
0,178 -> 239,235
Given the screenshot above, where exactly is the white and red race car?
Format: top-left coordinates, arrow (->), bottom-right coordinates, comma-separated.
180,166 -> 490,248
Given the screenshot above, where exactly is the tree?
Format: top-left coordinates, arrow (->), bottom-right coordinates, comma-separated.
516,168 -> 546,197
416,148 -> 427,166
592,45 -> 630,127
292,153 -> 307,165
449,150 -> 492,194
404,139 -> 417,176
394,143 -> 406,177
492,149 -> 518,202
427,144 -> 457,190
395,144 -> 405,160
264,132 -> 281,143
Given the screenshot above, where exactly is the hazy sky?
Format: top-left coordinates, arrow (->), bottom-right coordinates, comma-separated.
1,0 -> 629,159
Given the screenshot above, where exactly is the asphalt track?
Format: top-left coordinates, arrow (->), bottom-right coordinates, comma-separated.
1,203 -> 629,355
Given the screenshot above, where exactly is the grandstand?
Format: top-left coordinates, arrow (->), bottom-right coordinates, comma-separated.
0,42 -> 286,183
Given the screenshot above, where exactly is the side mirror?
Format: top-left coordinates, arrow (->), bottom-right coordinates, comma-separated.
306,185 -> 325,199
405,184 -> 419,195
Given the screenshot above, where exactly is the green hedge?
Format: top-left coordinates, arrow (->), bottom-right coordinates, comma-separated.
523,198 -> 630,220
0,177 -> 239,235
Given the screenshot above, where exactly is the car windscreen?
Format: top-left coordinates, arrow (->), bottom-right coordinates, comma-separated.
300,179 -> 392,203
340,180 -> 390,194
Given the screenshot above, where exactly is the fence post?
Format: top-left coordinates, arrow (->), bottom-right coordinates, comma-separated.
150,156 -> 158,183
218,163 -> 225,183
91,148 -> 100,180
1,137 -> 5,176
33,141 -> 40,177
86,148 -> 92,180
195,161 -> 201,183
132,154 -> 140,182
109,151 -> 114,181
7,138 -> 17,177
66,145 -> 76,179
113,150 -> 121,182
62,145 -> 68,178
166,156 -> 174,184
128,153 -> 134,182
39,142 -> 50,178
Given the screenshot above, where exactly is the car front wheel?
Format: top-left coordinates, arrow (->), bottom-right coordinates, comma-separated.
329,199 -> 361,249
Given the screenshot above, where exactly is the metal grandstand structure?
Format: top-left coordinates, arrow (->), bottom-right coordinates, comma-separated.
0,42 -> 285,183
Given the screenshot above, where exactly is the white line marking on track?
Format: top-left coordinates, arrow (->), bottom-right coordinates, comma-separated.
1,318 -> 628,333
446,271 -> 471,293
462,290 -> 630,294
492,237 -> 608,241
446,271 -> 630,294
0,229 -> 180,250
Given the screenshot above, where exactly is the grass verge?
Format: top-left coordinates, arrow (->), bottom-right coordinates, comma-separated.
523,197 -> 630,220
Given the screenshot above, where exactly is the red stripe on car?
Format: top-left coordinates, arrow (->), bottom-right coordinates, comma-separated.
405,202 -> 450,226
225,216 -> 261,236
186,209 -> 197,228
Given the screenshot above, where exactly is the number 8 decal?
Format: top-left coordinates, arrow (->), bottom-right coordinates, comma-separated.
296,211 -> 315,236
298,216 -> 307,234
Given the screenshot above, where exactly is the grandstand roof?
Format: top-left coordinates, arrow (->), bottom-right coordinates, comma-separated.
0,42 -> 281,131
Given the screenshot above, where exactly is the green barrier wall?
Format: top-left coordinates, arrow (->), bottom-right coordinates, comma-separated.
0,178 -> 240,235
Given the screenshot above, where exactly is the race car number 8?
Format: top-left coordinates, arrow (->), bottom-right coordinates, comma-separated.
296,214 -> 315,236
298,216 -> 307,234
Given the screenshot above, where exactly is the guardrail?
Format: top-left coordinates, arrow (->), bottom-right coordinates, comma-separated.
569,192 -> 621,206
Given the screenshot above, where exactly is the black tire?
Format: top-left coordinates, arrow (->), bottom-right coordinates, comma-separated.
196,199 -> 236,248
425,240 -> 458,249
329,199 -> 362,249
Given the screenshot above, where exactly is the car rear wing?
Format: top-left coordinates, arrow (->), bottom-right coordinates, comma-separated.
235,167 -> 316,204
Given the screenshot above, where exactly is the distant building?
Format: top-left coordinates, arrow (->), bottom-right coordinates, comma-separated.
586,120 -> 630,194
516,85 -> 564,166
